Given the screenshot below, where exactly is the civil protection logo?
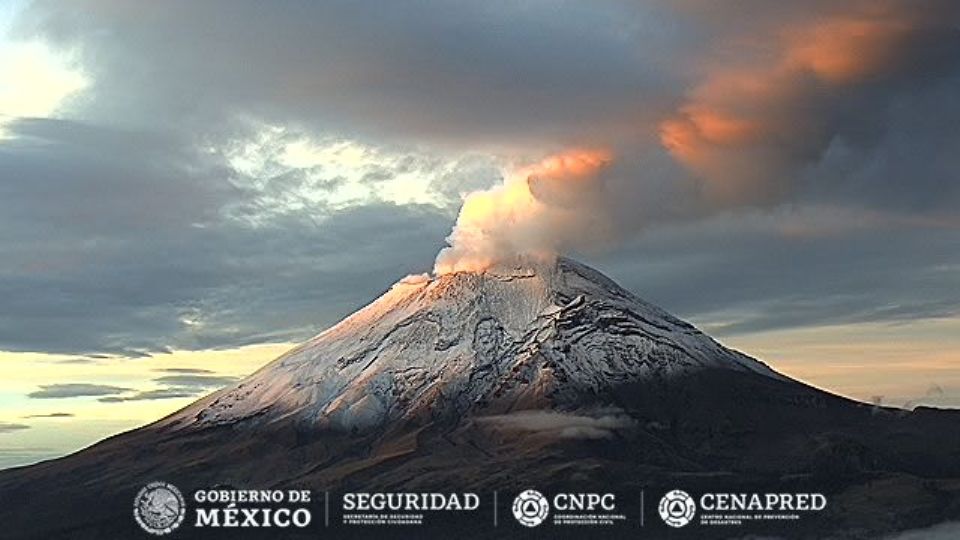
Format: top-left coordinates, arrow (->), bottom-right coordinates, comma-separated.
659,489 -> 696,528
134,481 -> 186,535
512,489 -> 549,527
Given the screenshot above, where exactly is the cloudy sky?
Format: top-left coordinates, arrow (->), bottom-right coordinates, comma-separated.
1,0 -> 959,468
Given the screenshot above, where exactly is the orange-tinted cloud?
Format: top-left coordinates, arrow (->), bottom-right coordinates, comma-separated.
660,3 -> 947,205
784,16 -> 913,84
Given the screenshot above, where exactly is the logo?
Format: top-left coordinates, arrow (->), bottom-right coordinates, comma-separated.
659,489 -> 696,528
512,489 -> 550,527
134,481 -> 186,535
340,492 -> 479,526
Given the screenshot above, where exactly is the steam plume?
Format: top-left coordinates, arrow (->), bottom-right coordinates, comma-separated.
434,148 -> 612,274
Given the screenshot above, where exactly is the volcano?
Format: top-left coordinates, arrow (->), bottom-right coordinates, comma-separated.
2,257 -> 959,539
162,257 -> 782,432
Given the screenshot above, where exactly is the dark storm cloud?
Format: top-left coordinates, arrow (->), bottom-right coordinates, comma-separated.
22,413 -> 73,419
27,384 -> 132,399
589,208 -> 960,336
594,2 -> 960,337
658,0 -> 960,214
18,0 -> 686,146
0,0 -> 958,358
0,118 -> 450,355
17,0 -> 957,216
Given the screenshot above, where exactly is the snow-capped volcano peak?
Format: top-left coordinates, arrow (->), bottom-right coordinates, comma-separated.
163,257 -> 781,432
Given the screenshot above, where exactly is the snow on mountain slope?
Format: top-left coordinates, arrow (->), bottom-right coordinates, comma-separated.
161,257 -> 782,433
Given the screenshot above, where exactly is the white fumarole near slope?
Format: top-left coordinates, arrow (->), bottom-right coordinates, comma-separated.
163,257 -> 781,433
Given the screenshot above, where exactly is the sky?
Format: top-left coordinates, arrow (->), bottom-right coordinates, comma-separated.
1,0 -> 959,469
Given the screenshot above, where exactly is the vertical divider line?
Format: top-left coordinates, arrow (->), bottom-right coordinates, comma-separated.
325,490 -> 330,527
494,491 -> 498,527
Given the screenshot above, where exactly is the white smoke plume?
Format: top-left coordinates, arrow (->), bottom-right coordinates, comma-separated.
434,148 -> 612,274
